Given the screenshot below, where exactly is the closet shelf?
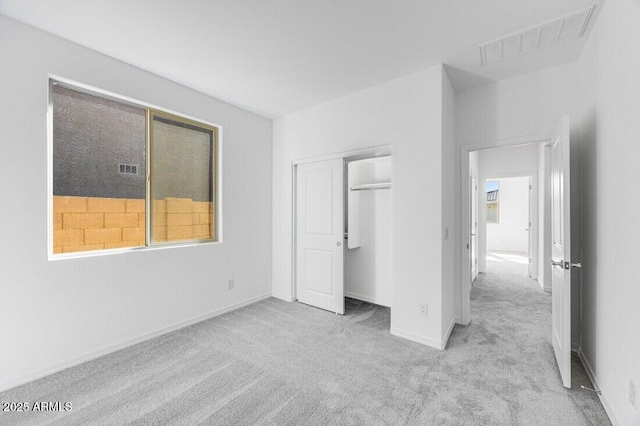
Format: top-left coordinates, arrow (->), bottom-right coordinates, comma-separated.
350,182 -> 392,191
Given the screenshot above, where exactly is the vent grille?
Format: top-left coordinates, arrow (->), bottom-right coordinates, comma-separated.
118,163 -> 139,176
479,6 -> 594,65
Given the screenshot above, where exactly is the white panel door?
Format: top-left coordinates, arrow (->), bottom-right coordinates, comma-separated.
471,176 -> 479,282
528,177 -> 534,277
296,158 -> 345,314
551,115 -> 572,388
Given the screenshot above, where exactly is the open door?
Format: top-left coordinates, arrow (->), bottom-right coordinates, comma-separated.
296,158 -> 345,314
528,177 -> 534,278
551,115 -> 572,388
471,175 -> 479,282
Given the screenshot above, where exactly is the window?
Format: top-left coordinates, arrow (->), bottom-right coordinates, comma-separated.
51,80 -> 219,256
486,180 -> 499,224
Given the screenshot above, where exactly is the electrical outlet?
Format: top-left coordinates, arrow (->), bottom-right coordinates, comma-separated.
227,279 -> 235,290
630,379 -> 637,409
419,303 -> 428,316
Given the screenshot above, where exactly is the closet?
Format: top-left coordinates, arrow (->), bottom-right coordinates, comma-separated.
295,151 -> 392,314
345,156 -> 393,307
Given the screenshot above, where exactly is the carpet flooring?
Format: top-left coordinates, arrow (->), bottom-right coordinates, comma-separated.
0,254 -> 610,425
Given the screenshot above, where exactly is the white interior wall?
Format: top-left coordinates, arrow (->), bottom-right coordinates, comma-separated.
486,177 -> 530,253
0,16 -> 273,392
576,0 -> 640,423
345,157 -> 393,307
441,69 -> 457,338
456,62 -> 577,323
273,65 -> 451,349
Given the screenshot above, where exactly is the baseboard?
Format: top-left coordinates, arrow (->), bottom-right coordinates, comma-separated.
271,292 -> 294,302
441,317 -> 456,349
574,346 -> 621,426
344,291 -> 391,308
0,293 -> 272,394
390,327 -> 443,350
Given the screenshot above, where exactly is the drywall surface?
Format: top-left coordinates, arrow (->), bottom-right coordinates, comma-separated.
577,0 -> 640,424
441,68 -> 457,338
273,65 -> 446,348
0,16 -> 272,391
456,62 -> 578,146
485,177 -> 530,253
478,144 -> 539,177
345,158 -> 392,307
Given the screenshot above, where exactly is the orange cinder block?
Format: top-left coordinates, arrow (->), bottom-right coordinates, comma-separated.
199,213 -> 212,225
167,213 -> 194,226
192,201 -> 210,213
85,228 -> 122,244
167,225 -> 193,241
104,240 -> 141,249
122,227 -> 145,242
125,199 -> 145,213
53,214 -> 63,230
165,197 -> 193,213
193,224 -> 212,239
153,199 -> 167,213
63,213 -> 104,230
87,197 -> 126,213
104,213 -> 139,228
54,229 -> 84,246
153,226 -> 167,241
63,244 -> 104,253
54,196 -> 87,213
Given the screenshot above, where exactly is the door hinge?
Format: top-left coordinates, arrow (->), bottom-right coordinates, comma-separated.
529,258 -> 532,264
529,184 -> 532,190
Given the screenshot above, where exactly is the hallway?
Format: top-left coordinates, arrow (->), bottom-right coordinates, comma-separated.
464,251 -> 610,424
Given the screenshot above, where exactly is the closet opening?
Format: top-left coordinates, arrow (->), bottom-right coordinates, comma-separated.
293,147 -> 392,324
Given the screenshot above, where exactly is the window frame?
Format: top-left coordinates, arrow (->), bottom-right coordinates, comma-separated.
48,77 -> 222,260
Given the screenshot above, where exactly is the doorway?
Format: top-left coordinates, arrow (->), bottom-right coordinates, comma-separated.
483,175 -> 535,279
460,115 -> 573,388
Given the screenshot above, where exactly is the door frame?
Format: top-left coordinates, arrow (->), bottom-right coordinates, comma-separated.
459,134 -> 551,325
470,171 -> 478,283
478,171 -> 538,280
291,144 -> 392,302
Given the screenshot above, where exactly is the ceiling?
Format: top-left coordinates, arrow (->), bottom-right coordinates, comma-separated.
0,0 -> 603,119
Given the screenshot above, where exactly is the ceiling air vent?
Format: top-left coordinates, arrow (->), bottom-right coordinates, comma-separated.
479,6 -> 594,65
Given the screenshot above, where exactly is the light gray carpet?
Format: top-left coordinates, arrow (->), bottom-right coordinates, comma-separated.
0,255 -> 609,425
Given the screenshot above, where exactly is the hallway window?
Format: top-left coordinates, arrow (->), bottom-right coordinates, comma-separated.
486,181 -> 499,224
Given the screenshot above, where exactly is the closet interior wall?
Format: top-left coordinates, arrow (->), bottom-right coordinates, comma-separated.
345,156 -> 393,307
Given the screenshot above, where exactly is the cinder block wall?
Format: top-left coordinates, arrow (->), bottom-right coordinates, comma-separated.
53,196 -> 213,253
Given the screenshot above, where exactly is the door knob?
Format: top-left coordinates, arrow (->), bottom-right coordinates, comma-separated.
551,260 -> 563,267
571,263 -> 582,268
336,241 -> 341,247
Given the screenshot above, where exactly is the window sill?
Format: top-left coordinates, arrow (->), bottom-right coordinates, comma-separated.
48,239 -> 221,262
